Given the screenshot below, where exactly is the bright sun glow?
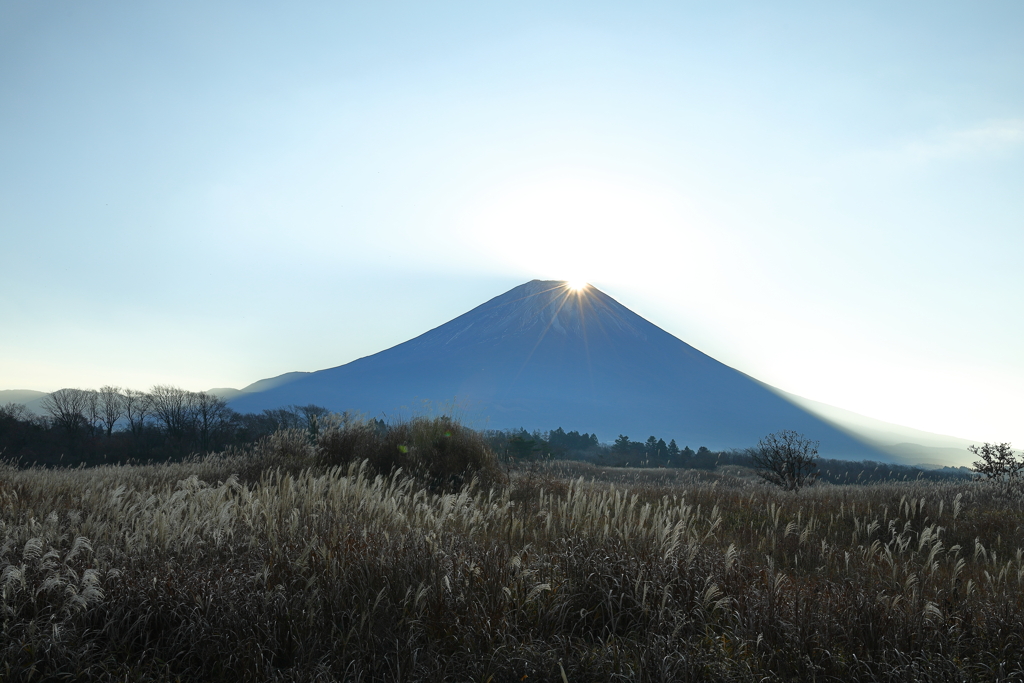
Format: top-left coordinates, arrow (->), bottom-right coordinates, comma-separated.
565,280 -> 588,292
460,170 -> 718,294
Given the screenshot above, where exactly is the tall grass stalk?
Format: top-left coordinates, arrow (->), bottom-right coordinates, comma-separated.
1,444 -> 1023,681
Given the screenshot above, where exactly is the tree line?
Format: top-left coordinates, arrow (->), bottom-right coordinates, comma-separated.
487,427 -> 760,469
484,426 -> 971,484
1,391 -> 977,485
485,427 -> 729,469
0,386 -> 334,466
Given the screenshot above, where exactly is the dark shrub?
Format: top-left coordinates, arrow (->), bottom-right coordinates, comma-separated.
316,418 -> 385,470
316,415 -> 505,492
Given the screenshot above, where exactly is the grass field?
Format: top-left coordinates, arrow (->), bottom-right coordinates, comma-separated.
1,429 -> 1022,681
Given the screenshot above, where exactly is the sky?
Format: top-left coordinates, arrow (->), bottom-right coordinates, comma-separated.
2,1 -> 1022,445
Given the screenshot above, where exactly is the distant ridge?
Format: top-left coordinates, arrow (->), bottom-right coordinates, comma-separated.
0,389 -> 47,405
229,280 -> 898,461
0,390 -> 48,416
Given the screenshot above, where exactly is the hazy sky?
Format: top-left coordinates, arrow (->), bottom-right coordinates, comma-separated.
2,1 -> 1022,445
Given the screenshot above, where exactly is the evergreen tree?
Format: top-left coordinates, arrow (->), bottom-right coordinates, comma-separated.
693,446 -> 716,470
507,432 -> 539,460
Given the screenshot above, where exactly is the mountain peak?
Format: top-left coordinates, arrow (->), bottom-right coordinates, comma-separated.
404,279 -> 649,353
229,279 -> 891,460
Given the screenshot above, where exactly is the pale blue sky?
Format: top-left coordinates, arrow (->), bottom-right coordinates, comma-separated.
2,1 -> 1022,444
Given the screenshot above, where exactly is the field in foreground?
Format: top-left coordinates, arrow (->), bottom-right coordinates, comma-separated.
2,443 -> 1023,681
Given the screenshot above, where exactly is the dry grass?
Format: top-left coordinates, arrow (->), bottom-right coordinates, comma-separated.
1,445 -> 1023,681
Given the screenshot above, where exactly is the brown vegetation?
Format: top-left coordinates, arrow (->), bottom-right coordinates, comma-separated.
1,426 -> 1022,681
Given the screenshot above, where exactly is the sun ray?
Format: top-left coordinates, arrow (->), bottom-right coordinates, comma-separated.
513,286 -> 577,384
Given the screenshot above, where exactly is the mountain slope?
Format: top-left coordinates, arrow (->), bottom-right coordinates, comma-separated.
0,390 -> 47,405
230,280 -> 895,460
0,390 -> 48,416
779,391 -> 977,466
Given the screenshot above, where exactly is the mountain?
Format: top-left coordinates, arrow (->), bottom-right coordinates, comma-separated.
0,390 -> 48,416
229,280 -> 906,461
0,389 -> 47,405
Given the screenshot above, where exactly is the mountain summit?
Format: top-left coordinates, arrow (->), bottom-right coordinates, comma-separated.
229,280 -> 886,458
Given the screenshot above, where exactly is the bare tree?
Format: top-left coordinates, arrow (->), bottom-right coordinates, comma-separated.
84,389 -> 100,435
40,388 -> 93,437
970,442 -> 1023,494
96,385 -> 124,437
0,402 -> 31,421
749,430 -> 820,491
193,391 -> 230,452
123,389 -> 151,438
149,385 -> 196,442
295,404 -> 332,440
